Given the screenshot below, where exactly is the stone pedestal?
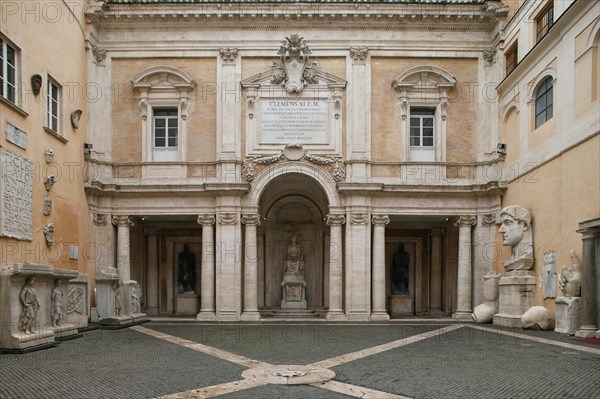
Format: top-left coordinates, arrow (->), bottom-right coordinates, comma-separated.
95,269 -> 120,321
176,294 -> 199,315
493,271 -> 535,327
555,296 -> 582,335
281,274 -> 307,309
0,263 -> 78,352
389,295 -> 413,316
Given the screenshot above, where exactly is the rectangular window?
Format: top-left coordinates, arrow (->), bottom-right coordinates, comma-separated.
47,78 -> 60,133
536,2 -> 554,42
409,107 -> 435,162
152,108 -> 178,161
505,41 -> 518,75
0,37 -> 18,104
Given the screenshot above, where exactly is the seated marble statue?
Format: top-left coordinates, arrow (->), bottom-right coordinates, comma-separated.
498,205 -> 534,271
284,235 -> 304,275
558,250 -> 582,297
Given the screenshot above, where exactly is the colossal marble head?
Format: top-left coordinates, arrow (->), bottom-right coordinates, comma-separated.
498,205 -> 534,271
499,206 -> 531,247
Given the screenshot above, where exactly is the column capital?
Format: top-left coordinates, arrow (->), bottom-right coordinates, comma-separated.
349,47 -> 368,63
219,47 -> 238,63
350,213 -> 369,225
241,214 -> 261,226
480,213 -> 497,226
372,215 -> 390,226
197,214 -> 216,226
326,214 -> 346,226
112,215 -> 134,227
217,213 -> 238,225
92,213 -> 107,226
455,215 -> 477,227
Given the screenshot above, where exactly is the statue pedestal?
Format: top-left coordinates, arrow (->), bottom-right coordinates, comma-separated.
493,271 -> 535,327
555,296 -> 582,335
281,274 -> 306,309
51,324 -> 81,340
389,295 -> 413,317
176,293 -> 199,315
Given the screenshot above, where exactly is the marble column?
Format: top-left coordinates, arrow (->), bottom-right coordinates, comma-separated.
326,214 -> 346,321
371,215 -> 390,320
112,215 -> 134,282
144,228 -> 159,315
575,220 -> 600,337
215,212 -> 242,320
197,214 -> 216,321
430,228 -> 445,315
241,214 -> 261,321
453,216 -> 476,320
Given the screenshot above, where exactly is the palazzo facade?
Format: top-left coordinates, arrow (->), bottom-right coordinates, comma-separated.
1,0 -> 598,328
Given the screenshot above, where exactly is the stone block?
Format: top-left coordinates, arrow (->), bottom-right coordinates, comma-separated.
389,295 -> 413,316
555,296 -> 582,335
176,294 -> 199,315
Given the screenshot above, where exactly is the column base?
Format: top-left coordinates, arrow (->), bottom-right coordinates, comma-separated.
370,311 -> 390,321
325,311 -> 347,321
240,311 -> 261,321
196,311 -> 217,321
429,308 -> 446,317
452,311 -> 474,321
575,326 -> 598,338
216,311 -> 240,322
145,307 -> 160,316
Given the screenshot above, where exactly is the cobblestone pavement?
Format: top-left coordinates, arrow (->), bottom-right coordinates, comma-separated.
0,321 -> 598,399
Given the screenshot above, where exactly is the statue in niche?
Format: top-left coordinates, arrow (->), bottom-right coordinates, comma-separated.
498,205 -> 534,271
18,277 -> 39,334
51,280 -> 64,327
281,233 -> 307,308
131,283 -> 141,314
391,244 -> 410,295
112,281 -> 122,316
178,243 -> 196,294
558,250 -> 582,297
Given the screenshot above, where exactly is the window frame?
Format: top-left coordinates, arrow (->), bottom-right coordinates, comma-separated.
152,107 -> 179,161
409,108 -> 435,149
534,76 -> 553,129
505,41 -> 518,76
46,76 -> 61,134
0,35 -> 18,105
535,2 -> 554,43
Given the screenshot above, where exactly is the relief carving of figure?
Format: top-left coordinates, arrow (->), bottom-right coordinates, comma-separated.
498,206 -> 534,271
51,279 -> 64,327
19,277 -> 40,334
558,250 -> 582,297
131,283 -> 141,314
178,243 -> 196,293
391,244 -> 410,295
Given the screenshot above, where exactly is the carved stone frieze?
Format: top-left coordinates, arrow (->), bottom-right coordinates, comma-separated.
220,48 -> 238,62
270,34 -> 319,93
242,144 -> 345,183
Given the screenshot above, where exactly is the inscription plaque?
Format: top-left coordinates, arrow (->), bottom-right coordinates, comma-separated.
261,100 -> 328,144
0,147 -> 33,240
5,122 -> 27,149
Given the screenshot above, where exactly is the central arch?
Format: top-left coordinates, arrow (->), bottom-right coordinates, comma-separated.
245,164 -> 340,315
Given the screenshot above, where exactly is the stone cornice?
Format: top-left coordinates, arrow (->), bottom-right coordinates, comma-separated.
89,3 -> 501,31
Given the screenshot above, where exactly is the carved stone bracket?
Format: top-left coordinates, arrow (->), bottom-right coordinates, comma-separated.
92,45 -> 107,65
112,215 -> 134,227
242,144 -> 345,183
241,214 -> 261,226
349,47 -> 368,63
372,215 -> 390,226
218,213 -> 238,225
270,34 -> 319,93
481,213 -> 497,226
197,214 -> 216,226
326,214 -> 346,226
93,213 -> 107,226
220,48 -> 238,63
